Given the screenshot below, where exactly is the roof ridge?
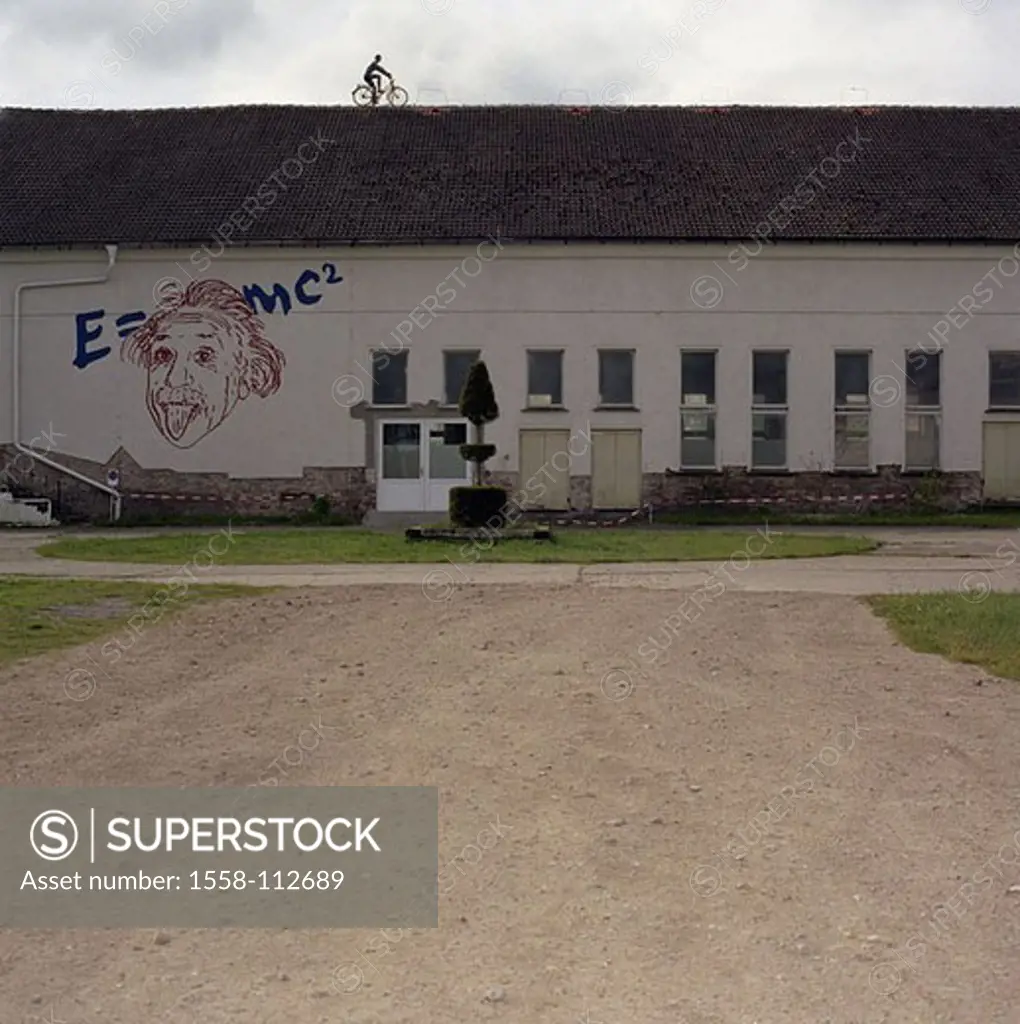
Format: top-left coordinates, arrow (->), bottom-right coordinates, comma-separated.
5,102 -> 1020,113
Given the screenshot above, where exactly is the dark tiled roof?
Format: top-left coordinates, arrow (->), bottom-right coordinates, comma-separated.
2,104 -> 1020,246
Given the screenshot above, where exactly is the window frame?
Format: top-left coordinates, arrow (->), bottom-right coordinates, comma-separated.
904,349 -> 941,408
751,350 -> 789,470
597,348 -> 636,407
371,349 -> 408,406
989,351 -> 1020,410
679,349 -> 718,469
833,350 -> 872,470
525,349 -> 565,408
903,349 -> 941,471
442,349 -> 480,407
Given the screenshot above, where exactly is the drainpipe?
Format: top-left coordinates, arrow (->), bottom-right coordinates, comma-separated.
11,244 -> 122,520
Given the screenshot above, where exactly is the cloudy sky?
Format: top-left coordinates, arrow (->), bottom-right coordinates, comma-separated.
0,0 -> 1015,110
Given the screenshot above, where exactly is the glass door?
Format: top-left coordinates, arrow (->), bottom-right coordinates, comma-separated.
377,422 -> 424,511
425,421 -> 470,512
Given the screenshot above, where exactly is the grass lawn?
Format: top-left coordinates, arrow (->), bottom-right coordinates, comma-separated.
0,577 -> 264,666
868,593 -> 1020,681
37,528 -> 877,565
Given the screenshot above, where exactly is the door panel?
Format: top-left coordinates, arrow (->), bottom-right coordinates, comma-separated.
426,421 -> 470,512
518,429 -> 570,509
592,430 -> 642,508
377,422 -> 423,511
984,421 -> 1020,500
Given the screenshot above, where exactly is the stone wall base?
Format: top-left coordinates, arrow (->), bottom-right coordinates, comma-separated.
0,450 -> 983,523
0,446 -> 374,523
643,466 -> 983,512
490,466 -> 981,514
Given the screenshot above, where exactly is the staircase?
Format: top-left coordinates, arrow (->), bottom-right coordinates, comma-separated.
0,490 -> 57,526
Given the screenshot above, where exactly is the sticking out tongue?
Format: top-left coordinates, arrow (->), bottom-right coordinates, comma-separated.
161,402 -> 200,441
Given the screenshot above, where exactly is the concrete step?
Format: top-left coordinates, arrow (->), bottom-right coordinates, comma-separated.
362,510 -> 449,531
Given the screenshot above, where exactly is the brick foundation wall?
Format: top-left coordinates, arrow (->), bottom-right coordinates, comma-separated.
643,466 -> 983,512
1,448 -> 983,523
488,465 -> 982,513
0,446 -> 375,523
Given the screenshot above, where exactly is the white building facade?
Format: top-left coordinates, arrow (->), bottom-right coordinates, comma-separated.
3,239 -> 1020,520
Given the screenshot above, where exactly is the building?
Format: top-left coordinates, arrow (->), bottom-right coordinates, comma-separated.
2,103 -> 1020,522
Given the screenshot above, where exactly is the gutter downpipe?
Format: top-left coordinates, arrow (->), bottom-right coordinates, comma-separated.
12,244 -> 122,521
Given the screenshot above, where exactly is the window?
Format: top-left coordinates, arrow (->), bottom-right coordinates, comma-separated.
989,352 -> 1020,408
598,349 -> 635,406
680,351 -> 716,468
834,352 -> 871,469
443,350 -> 479,406
372,350 -> 407,405
381,422 -> 419,477
905,350 -> 940,407
751,351 -> 788,468
904,350 -> 940,469
429,422 -> 468,478
526,350 -> 563,406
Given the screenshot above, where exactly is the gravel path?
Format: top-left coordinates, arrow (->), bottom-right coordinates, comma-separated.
2,583 -> 1019,1022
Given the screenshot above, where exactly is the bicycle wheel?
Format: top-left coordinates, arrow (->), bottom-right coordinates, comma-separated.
387,85 -> 409,107
352,85 -> 373,107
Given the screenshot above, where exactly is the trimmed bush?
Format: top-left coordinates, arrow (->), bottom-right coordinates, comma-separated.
459,443 -> 497,464
458,360 -> 500,486
458,361 -> 499,425
450,486 -> 509,528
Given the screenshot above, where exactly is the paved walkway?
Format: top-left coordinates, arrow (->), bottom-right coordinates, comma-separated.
1,526 -> 1018,595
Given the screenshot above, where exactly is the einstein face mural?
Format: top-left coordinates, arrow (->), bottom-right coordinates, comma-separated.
121,280 -> 286,449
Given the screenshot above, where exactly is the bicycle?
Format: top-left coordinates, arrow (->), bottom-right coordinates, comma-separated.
352,80 -> 409,108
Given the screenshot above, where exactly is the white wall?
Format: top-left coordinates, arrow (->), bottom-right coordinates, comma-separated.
1,241 -> 1018,481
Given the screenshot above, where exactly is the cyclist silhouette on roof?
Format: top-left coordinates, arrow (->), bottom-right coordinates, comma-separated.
364,55 -> 393,106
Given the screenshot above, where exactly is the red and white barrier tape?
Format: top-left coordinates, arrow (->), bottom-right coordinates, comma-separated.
677,493 -> 904,506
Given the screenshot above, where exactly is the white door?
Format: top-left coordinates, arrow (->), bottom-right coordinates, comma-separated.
377,422 -> 424,511
426,420 -> 470,512
377,420 -> 471,512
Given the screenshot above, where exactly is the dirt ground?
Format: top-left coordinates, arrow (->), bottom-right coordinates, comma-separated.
2,584 -> 1020,1024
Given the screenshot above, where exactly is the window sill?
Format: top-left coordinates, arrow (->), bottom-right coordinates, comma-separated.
670,467 -> 722,475
369,403 -> 412,410
985,407 -> 1020,414
522,405 -> 568,412
594,405 -> 640,411
749,467 -> 791,474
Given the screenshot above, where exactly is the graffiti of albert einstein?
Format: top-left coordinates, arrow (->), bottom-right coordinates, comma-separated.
121,279 -> 286,449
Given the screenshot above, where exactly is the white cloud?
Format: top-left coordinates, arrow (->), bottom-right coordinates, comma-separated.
0,0 -> 1014,109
